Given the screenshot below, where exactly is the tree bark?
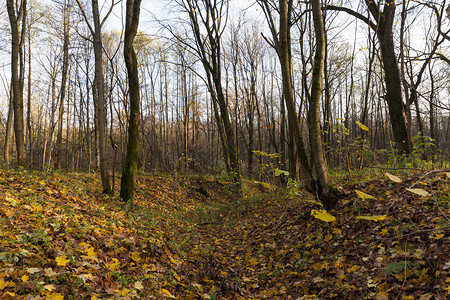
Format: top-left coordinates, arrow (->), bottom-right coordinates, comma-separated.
7,0 -> 27,167
120,0 -> 142,203
92,0 -> 111,194
277,0 -> 314,191
56,0 -> 71,169
309,0 -> 334,205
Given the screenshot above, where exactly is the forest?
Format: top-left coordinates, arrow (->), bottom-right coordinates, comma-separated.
0,0 -> 449,299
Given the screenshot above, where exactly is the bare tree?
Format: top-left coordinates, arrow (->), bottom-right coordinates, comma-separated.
75,0 -> 117,194
172,0 -> 241,183
328,0 -> 414,154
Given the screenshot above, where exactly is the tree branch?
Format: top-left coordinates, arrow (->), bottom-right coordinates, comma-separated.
325,5 -> 376,30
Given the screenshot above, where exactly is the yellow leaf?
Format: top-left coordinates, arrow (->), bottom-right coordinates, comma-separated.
347,265 -> 360,273
131,252 -> 140,262
116,288 -> 130,296
249,258 -> 258,266
380,228 -> 389,235
0,279 -> 16,290
55,255 -> 70,266
86,247 -> 96,257
134,281 -> 144,290
22,275 -> 29,282
334,257 -> 344,268
39,180 -> 46,185
5,196 -> 18,207
49,293 -> 64,300
355,190 -> 376,200
406,188 -> 430,197
332,228 -> 342,235
429,233 -> 444,240
107,258 -> 120,271
169,257 -> 180,265
311,209 -> 336,222
356,215 -> 387,222
160,288 -> 176,298
356,121 -> 369,131
385,173 -> 402,183
6,292 -> 15,296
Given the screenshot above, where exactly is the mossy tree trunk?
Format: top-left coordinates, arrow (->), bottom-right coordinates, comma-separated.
120,0 -> 142,203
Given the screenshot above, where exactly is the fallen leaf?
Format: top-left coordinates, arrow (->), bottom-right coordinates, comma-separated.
429,233 -> 444,240
385,173 -> 402,183
86,247 -> 96,256
55,255 -> 70,266
0,279 -> 16,290
418,293 -> 433,300
131,252 -> 140,262
134,281 -> 144,290
355,190 -> 376,200
160,288 -> 176,298
406,188 -> 429,197
376,291 -> 389,300
116,288 -> 130,296
27,267 -> 41,274
43,284 -> 56,291
44,268 -> 59,277
21,275 -> 29,282
356,215 -> 387,222
311,209 -> 336,222
48,292 -> 64,300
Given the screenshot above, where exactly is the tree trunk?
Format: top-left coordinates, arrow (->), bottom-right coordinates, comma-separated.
92,0 -> 111,194
56,0 -> 71,170
4,86 -> 13,166
7,0 -> 27,167
309,0 -> 335,206
278,0 -> 314,191
120,0 -> 142,202
368,0 -> 413,154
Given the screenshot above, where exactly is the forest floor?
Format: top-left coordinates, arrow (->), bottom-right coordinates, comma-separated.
0,168 -> 449,299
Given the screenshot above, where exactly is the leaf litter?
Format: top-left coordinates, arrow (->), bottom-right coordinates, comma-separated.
0,169 -> 449,299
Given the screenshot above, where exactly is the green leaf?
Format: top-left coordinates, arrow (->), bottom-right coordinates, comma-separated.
355,121 -> 369,131
311,209 -> 336,222
274,169 -> 289,177
383,261 -> 423,275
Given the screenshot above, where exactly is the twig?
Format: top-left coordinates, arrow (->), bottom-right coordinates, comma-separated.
395,225 -> 450,239
409,169 -> 450,189
366,166 -> 449,172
